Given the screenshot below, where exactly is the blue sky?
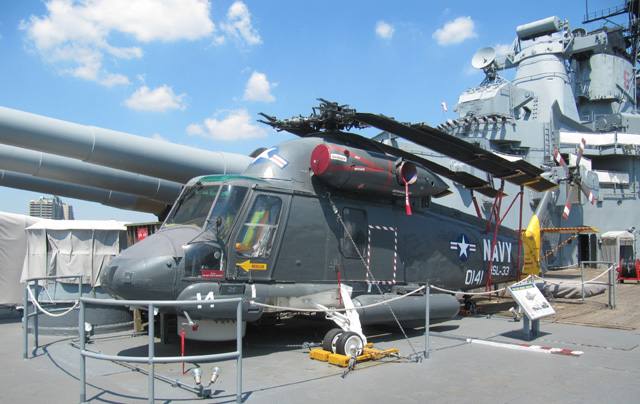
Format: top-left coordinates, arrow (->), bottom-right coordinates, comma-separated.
0,0 -> 620,222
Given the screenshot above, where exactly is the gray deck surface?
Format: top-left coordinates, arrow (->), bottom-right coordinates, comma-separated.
3,303 -> 639,404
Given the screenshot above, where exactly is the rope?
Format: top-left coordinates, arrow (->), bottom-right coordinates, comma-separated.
534,266 -> 614,286
428,266 -> 615,297
26,285 -> 79,318
429,275 -> 535,296
247,285 -> 427,312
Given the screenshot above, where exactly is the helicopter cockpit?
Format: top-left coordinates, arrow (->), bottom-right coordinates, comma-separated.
166,177 -> 260,279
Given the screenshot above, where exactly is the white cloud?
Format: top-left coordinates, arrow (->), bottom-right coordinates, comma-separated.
495,43 -> 511,57
376,21 -> 395,40
20,0 -> 214,85
152,133 -> 169,142
433,16 -> 477,45
187,109 -> 268,141
219,1 -> 261,46
124,85 -> 187,112
243,71 -> 276,102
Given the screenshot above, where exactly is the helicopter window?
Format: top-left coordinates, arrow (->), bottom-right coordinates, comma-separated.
235,195 -> 282,258
164,184 -> 219,228
342,208 -> 367,258
208,185 -> 249,240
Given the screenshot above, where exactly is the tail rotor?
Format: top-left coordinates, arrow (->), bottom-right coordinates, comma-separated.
553,138 -> 595,220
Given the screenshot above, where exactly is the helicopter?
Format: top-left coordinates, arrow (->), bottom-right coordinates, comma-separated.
99,99 -> 557,355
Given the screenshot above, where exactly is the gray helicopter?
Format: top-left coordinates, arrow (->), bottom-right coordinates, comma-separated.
99,100 -> 556,354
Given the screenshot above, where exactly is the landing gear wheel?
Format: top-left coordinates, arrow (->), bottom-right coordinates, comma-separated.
322,328 -> 344,353
335,331 -> 364,356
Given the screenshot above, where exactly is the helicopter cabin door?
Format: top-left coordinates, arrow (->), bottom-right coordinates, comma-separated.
340,208 -> 397,285
229,193 -> 287,281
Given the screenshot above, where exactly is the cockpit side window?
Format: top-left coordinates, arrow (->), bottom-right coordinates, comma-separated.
164,184 -> 219,228
235,195 -> 282,258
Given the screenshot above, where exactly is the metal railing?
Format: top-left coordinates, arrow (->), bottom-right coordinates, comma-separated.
579,261 -> 617,308
78,297 -> 244,404
23,275 -> 83,360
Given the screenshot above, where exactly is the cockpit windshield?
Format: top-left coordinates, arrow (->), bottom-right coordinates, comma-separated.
209,185 -> 248,238
163,183 -> 248,231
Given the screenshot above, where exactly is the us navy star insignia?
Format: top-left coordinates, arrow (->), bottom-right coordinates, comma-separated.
449,234 -> 477,262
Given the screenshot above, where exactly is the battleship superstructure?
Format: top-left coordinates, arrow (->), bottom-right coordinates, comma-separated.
378,3 -> 640,270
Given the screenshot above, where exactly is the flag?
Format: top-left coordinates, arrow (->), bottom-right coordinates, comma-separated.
441,101 -> 448,112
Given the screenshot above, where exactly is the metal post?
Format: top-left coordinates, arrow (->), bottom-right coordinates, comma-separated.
424,284 -> 430,360
236,301 -> 243,404
608,265 -> 613,308
612,264 -> 617,309
148,304 -> 155,404
33,280 -> 39,350
79,299 -> 87,404
23,282 -> 29,360
580,262 -> 585,302
517,187 -> 524,281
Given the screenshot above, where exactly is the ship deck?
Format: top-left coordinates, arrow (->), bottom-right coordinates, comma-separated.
473,267 -> 640,330
1,268 -> 639,403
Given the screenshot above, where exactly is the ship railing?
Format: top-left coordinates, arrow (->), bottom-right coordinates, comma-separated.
22,275 -> 83,360
77,297 -> 244,404
583,4 -> 629,24
579,261 -> 617,308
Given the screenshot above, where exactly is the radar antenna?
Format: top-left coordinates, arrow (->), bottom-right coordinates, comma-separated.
471,47 -> 500,86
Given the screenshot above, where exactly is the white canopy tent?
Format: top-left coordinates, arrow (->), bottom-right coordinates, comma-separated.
21,219 -> 128,287
601,230 -> 636,265
0,212 -> 43,306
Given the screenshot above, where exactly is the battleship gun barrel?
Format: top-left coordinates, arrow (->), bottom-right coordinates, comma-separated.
0,143 -> 182,204
0,170 -> 168,215
0,106 -> 253,184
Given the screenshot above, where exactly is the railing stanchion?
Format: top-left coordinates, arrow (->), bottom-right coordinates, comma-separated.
79,299 -> 87,404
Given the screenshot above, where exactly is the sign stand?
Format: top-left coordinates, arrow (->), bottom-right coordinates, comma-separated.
507,283 -> 555,340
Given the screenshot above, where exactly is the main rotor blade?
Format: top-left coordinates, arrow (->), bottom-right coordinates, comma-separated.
320,130 -> 502,198
372,140 -> 502,198
351,112 -> 557,192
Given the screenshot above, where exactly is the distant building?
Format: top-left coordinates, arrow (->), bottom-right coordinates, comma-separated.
29,196 -> 75,220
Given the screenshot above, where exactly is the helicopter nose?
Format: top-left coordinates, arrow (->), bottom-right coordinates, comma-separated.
101,255 -> 177,301
101,232 -> 180,301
